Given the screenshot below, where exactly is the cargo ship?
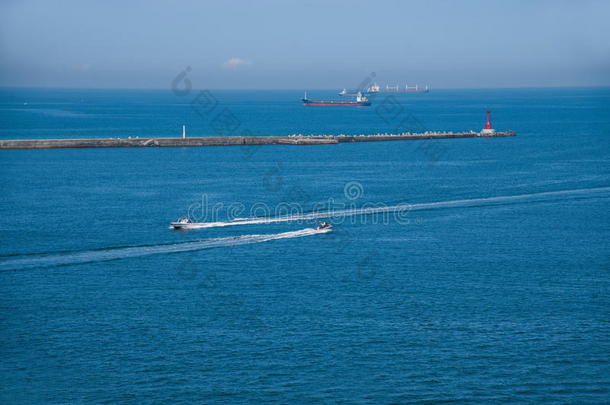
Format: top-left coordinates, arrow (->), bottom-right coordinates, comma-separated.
370,84 -> 429,93
302,92 -> 371,106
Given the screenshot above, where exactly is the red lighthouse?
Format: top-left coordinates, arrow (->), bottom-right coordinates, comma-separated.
481,110 -> 495,135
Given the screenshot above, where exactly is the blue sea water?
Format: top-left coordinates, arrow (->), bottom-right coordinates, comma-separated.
1,87 -> 609,403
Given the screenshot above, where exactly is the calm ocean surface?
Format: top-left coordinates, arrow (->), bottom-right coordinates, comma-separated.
1,87 -> 609,403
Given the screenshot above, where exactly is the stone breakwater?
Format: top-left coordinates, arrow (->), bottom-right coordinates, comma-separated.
0,131 -> 516,150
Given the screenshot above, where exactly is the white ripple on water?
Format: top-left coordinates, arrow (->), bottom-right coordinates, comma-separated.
2,186 -> 608,271
183,186 -> 610,229
0,228 -> 330,271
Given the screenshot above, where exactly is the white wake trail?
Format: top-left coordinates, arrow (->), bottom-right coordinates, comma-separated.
0,228 -> 329,271
186,186 -> 610,229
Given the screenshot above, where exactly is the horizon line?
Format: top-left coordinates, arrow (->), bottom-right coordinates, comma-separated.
1,85 -> 610,92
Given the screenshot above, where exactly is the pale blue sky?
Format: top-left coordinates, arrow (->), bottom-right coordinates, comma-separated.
1,0 -> 609,89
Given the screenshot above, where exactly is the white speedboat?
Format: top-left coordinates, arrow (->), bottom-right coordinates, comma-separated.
170,217 -> 198,230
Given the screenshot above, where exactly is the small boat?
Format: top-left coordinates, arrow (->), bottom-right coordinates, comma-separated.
366,83 -> 380,93
338,88 -> 359,97
316,221 -> 332,231
170,217 -> 198,230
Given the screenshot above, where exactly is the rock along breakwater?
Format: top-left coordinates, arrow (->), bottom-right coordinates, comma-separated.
0,131 -> 516,150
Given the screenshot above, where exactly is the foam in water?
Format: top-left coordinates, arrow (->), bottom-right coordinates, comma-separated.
182,186 -> 610,229
3,187 -> 608,271
0,228 -> 330,271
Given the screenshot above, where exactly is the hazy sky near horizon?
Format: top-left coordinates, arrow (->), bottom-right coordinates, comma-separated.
1,0 -> 609,89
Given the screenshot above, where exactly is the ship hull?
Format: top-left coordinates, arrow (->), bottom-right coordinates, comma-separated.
380,90 -> 429,93
302,99 -> 371,107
